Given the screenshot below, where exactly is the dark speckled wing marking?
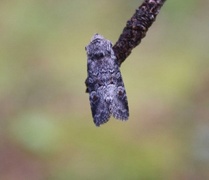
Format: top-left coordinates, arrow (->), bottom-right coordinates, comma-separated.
85,34 -> 129,126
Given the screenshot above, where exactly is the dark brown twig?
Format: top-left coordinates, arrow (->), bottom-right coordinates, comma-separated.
113,0 -> 166,66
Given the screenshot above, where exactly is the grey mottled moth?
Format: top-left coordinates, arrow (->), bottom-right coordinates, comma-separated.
85,34 -> 129,126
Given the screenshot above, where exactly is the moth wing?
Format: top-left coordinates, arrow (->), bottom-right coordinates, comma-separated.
111,86 -> 129,120
89,90 -> 110,126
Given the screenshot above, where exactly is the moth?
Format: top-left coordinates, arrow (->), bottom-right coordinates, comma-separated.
85,34 -> 129,126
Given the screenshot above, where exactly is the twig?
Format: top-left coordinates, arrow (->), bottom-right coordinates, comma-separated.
113,0 -> 166,66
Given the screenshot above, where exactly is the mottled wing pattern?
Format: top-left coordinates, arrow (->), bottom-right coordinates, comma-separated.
111,85 -> 129,120
85,34 -> 129,126
89,89 -> 110,126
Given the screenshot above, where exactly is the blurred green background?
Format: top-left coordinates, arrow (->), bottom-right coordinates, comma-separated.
0,0 -> 209,179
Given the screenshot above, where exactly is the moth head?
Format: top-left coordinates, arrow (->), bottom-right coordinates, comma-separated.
85,33 -> 113,59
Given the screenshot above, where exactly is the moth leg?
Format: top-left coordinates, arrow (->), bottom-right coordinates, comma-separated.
85,78 -> 89,93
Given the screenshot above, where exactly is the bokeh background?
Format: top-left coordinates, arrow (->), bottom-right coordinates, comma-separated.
1,0 -> 209,179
